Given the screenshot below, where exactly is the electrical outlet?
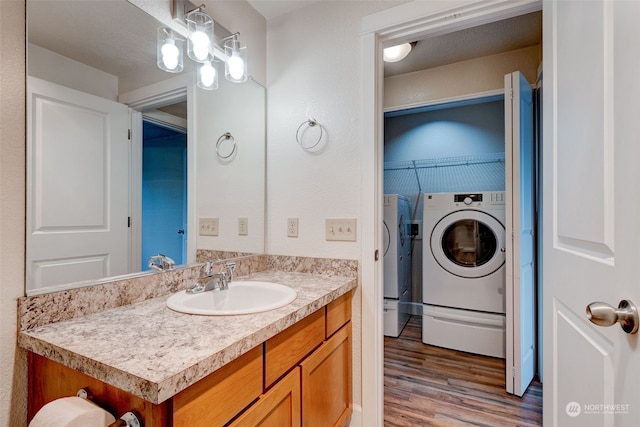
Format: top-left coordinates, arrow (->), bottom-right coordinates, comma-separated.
325,218 -> 357,242
238,217 -> 248,236
410,220 -> 423,239
287,218 -> 299,237
199,218 -> 219,236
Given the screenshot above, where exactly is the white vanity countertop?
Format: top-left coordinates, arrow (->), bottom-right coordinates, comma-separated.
18,270 -> 357,404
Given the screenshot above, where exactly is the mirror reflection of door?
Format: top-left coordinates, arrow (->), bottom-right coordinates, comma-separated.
141,106 -> 187,271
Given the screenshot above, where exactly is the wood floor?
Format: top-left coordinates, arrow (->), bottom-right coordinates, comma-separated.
384,316 -> 542,427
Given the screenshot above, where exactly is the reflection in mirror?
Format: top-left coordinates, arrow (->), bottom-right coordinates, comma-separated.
26,0 -> 265,295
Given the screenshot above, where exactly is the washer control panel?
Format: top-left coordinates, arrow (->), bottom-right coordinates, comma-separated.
453,192 -> 504,207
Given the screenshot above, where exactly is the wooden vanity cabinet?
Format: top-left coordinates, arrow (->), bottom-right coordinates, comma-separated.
301,322 -> 352,427
228,367 -> 301,427
27,291 -> 353,427
27,353 -> 169,426
172,346 -> 263,427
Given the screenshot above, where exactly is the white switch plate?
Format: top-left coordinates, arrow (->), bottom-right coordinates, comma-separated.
325,218 -> 357,241
238,217 -> 248,236
287,218 -> 299,237
199,218 -> 219,236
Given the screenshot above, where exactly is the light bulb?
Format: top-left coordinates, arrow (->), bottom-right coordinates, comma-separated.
161,39 -> 179,70
191,31 -> 210,61
228,52 -> 244,80
200,62 -> 216,87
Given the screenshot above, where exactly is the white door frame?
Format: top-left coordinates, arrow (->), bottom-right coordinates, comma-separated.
360,1 -> 541,425
119,73 -> 198,267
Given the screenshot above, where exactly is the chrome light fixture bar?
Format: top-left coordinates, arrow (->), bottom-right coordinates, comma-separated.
156,0 -> 248,90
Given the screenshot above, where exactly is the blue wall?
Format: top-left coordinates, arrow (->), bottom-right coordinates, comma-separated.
384,99 -> 506,219
384,99 -> 505,162
142,122 -> 187,270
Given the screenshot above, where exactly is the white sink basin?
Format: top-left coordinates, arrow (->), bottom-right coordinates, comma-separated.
166,281 -> 297,315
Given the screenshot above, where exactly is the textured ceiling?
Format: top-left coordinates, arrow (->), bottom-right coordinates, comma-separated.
27,0 -> 197,94
384,11 -> 542,77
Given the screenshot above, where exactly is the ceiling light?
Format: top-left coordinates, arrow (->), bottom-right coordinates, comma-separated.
383,42 -> 414,63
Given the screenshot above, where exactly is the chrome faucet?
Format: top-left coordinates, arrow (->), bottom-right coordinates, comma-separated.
186,261 -> 237,294
148,254 -> 175,271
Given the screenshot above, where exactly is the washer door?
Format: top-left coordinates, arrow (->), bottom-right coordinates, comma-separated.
430,210 -> 505,278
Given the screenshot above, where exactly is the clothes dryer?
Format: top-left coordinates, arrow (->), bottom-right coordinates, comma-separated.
422,192 -> 506,357
383,194 -> 412,337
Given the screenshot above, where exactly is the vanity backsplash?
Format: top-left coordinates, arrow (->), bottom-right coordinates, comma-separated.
18,254 -> 358,331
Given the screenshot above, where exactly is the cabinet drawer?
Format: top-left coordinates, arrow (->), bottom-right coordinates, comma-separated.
325,292 -> 352,338
300,322 -> 352,427
228,367 -> 301,427
173,346 -> 263,427
265,308 -> 325,388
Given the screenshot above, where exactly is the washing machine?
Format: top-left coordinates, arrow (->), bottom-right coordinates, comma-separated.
422,192 -> 506,358
383,194 -> 412,337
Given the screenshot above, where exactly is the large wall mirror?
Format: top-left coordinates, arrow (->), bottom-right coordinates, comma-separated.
26,0 -> 265,295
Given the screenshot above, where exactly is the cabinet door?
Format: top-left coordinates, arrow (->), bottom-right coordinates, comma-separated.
173,346 -> 263,427
300,323 -> 352,427
228,367 -> 301,427
265,308 -> 324,388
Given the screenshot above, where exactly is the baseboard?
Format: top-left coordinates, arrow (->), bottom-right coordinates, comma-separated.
348,404 -> 363,427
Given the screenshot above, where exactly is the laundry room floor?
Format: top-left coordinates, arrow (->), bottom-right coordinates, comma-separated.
384,316 -> 543,426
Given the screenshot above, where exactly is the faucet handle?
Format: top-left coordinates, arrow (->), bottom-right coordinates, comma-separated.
226,262 -> 236,282
201,261 -> 213,275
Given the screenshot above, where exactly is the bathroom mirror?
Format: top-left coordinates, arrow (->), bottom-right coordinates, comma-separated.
26,0 -> 265,295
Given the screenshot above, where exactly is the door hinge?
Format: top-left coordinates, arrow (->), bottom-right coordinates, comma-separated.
128,216 -> 131,228
512,367 -> 516,378
128,129 -> 131,140
374,249 -> 380,261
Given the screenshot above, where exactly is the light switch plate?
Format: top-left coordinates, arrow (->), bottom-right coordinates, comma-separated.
199,218 -> 219,236
325,218 -> 357,241
238,217 -> 248,236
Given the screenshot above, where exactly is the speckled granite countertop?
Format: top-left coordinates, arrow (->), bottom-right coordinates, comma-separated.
18,270 -> 356,404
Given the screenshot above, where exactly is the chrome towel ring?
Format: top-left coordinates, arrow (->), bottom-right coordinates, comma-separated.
296,118 -> 323,150
216,132 -> 237,159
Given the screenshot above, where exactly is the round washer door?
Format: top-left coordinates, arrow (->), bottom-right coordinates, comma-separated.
430,210 -> 505,278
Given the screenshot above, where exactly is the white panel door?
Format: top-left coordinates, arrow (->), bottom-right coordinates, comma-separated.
27,77 -> 130,291
505,71 -> 536,397
544,1 -> 640,425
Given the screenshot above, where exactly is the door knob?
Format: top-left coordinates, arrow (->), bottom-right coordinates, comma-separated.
586,299 -> 639,334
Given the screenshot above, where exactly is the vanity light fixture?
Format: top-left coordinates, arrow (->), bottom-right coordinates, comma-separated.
224,33 -> 248,83
186,9 -> 213,63
157,27 -> 184,73
383,42 -> 415,63
197,60 -> 218,90
156,0 -> 249,89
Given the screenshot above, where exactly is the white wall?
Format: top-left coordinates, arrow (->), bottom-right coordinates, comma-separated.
385,45 -> 541,110
196,77 -> 265,254
28,44 -> 119,101
267,1 -> 400,259
266,0 -> 407,414
0,1 -> 28,425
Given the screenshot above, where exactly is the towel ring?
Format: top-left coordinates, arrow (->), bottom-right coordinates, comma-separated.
296,119 -> 323,150
216,132 -> 236,159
